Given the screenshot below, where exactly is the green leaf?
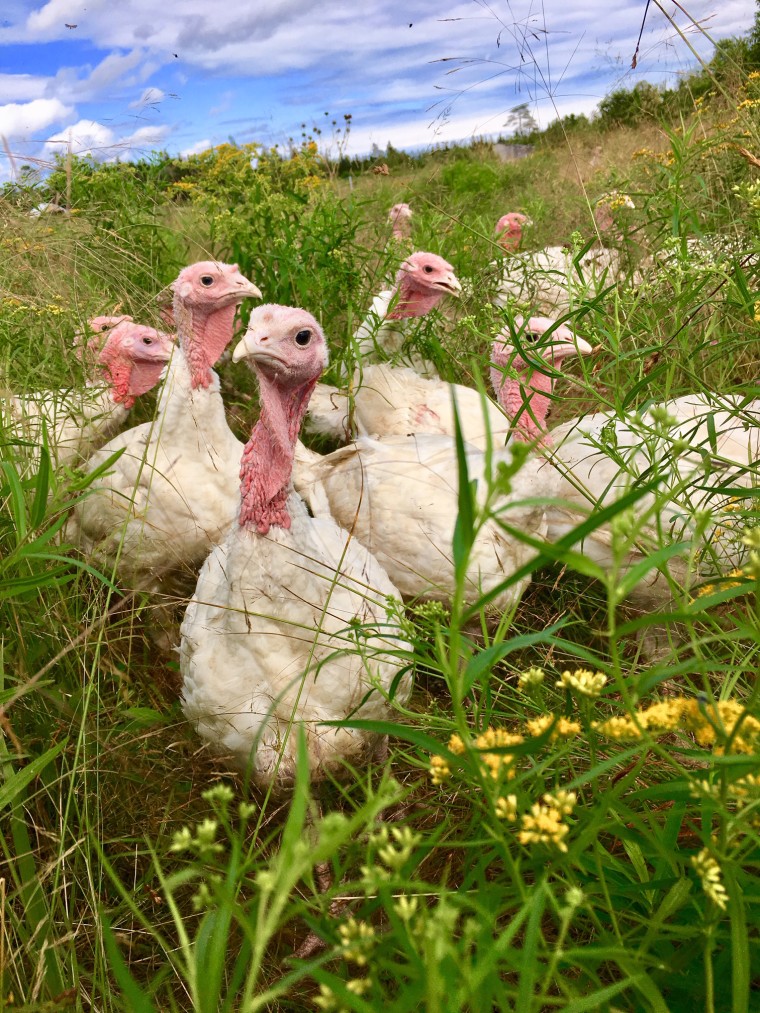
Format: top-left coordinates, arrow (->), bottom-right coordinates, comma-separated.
0,743 -> 64,812
724,865 -> 750,1013
102,917 -> 157,1013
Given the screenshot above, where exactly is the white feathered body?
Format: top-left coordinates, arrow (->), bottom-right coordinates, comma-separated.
306,363 -> 511,450
494,246 -> 630,315
69,356 -> 242,595
294,433 -> 557,611
542,394 -> 760,604
1,385 -> 129,469
354,290 -> 439,377
180,492 -> 411,784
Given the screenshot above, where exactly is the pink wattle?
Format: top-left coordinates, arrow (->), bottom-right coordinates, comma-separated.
239,374 -> 319,533
128,360 -> 169,399
185,303 -> 239,389
387,275 -> 446,320
493,369 -> 553,443
100,359 -> 135,409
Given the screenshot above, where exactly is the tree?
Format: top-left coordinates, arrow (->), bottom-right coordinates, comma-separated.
504,103 -> 537,137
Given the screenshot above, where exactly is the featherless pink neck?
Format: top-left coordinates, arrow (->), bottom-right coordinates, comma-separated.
179,302 -> 238,389
387,276 -> 444,320
493,368 -> 553,443
239,374 -> 319,533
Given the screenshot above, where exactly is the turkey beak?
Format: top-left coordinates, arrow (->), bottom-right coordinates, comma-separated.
232,332 -> 257,363
237,279 -> 263,301
440,273 -> 462,298
544,335 -> 594,364
574,337 -> 594,357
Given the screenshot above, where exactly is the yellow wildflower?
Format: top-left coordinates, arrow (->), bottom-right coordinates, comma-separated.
448,733 -> 465,755
556,668 -> 607,699
691,849 -> 728,911
544,789 -> 577,816
594,715 -> 643,741
429,754 -> 450,785
475,727 -> 524,780
495,794 -> 518,821
518,666 -> 545,689
519,803 -> 570,853
525,713 -> 581,741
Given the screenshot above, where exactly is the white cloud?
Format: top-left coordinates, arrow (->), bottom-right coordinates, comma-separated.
180,138 -> 212,157
42,118 -> 116,160
40,118 -> 172,161
0,72 -> 49,102
129,87 -> 166,108
0,97 -> 73,140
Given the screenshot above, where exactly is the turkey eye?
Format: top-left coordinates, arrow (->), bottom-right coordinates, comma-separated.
423,264 -> 434,273
295,329 -> 311,346
200,275 -> 214,287
100,324 -> 109,331
142,336 -> 153,344
524,331 -> 541,343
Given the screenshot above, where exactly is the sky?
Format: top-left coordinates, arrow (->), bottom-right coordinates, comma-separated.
0,0 -> 754,181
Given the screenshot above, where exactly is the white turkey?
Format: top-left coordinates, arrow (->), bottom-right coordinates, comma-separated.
180,304 -> 411,785
493,196 -> 637,316
490,316 -> 593,445
538,394 -> 760,608
306,316 -> 591,449
388,202 -> 413,241
2,317 -> 173,469
306,362 -> 510,447
293,424 -> 560,613
68,261 -> 261,600
495,212 -> 531,253
352,250 -> 461,377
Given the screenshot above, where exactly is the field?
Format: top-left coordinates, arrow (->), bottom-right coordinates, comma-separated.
0,41 -> 759,1013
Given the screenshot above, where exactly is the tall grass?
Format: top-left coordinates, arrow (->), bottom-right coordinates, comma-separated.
0,26 -> 758,1011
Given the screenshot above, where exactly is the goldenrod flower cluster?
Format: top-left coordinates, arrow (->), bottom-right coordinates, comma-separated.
593,697 -> 760,754
691,849 -> 728,910
476,726 -> 524,780
1,297 -> 65,315
495,794 -> 518,821
519,798 -> 573,853
429,727 -> 523,783
556,668 -> 607,698
596,191 -> 635,210
525,714 -> 581,740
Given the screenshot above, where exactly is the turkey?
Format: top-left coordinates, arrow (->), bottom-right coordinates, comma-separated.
68,261 -> 261,601
388,202 -> 413,241
490,316 -> 593,444
293,422 -> 559,613
495,212 -> 530,253
306,362 -> 511,447
539,394 -> 760,608
353,251 -> 461,377
306,316 -> 591,449
180,304 -> 411,786
493,195 -> 637,316
3,317 -> 173,469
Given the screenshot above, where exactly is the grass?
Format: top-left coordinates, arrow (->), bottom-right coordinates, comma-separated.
0,33 -> 759,1013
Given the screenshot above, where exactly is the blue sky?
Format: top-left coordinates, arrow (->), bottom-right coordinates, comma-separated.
0,0 -> 753,180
